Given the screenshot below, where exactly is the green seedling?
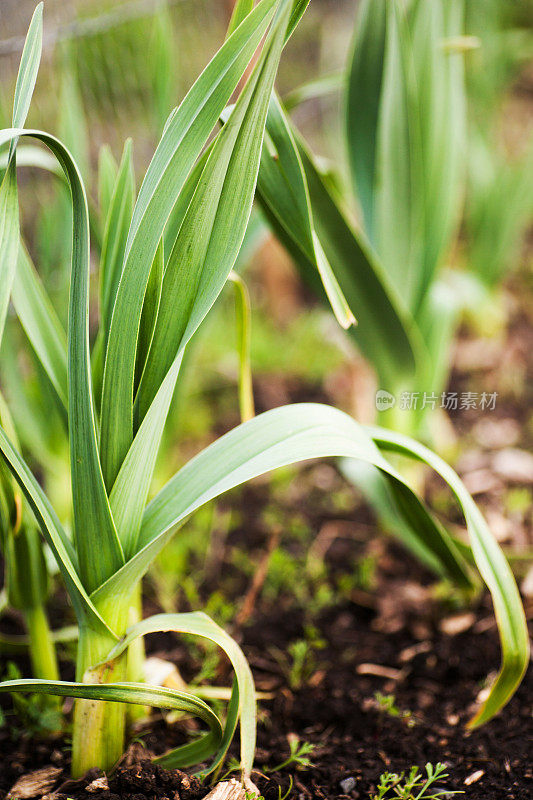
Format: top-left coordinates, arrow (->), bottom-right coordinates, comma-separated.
373,692 -> 414,727
266,735 -> 315,772
371,762 -> 463,800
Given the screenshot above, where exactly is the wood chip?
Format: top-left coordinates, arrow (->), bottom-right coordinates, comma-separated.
464,770 -> 485,785
398,641 -> 431,663
439,612 -> 476,636
144,656 -> 189,691
8,767 -> 62,799
356,663 -> 402,680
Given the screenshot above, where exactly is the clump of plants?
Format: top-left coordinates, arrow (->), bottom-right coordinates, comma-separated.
0,0 -> 528,787
258,0 -> 532,439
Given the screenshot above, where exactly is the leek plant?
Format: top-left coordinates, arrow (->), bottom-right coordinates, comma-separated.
254,0 -> 531,553
0,0 -> 528,784
259,0 -> 473,438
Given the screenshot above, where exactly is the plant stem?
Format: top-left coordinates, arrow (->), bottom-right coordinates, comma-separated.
126,582 -> 147,724
24,604 -> 59,682
71,600 -> 130,777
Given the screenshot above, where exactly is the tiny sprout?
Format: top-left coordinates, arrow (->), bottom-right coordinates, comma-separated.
371,762 -> 464,800
373,692 -> 414,726
265,735 -> 315,773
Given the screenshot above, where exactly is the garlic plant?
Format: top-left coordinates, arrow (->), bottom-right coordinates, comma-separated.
0,0 -> 528,783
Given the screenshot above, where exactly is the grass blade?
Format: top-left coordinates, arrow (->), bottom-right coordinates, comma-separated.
228,271 -> 255,423
345,0 -> 387,241
135,238 -> 164,393
259,94 -> 355,330
260,123 -> 422,389
97,145 -> 119,232
0,165 -> 19,343
227,0 -> 254,38
110,354 -> 183,557
110,0 -> 293,557
99,139 -> 135,342
9,2 -> 43,158
0,422 -> 110,635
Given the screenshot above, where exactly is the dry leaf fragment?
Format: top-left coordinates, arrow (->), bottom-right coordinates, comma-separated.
8,766 -> 62,799
85,776 -> 109,793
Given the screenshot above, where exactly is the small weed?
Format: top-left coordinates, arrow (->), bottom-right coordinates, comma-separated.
371,762 -> 463,800
287,635 -> 325,690
266,735 -> 315,772
373,692 -> 414,727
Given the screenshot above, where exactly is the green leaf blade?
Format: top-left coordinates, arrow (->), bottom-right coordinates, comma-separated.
368,425 -> 530,726
136,0 -> 292,420
100,0 -> 280,490
12,246 -> 68,410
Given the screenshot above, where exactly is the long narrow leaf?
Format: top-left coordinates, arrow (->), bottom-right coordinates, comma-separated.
0,127 -> 124,593
257,94 -> 354,330
95,404 -> 521,724
12,246 -> 68,409
100,0 -> 280,490
136,0 -> 292,420
110,0 -> 293,560
110,354 -> 183,557
0,165 -> 19,342
227,0 -> 254,38
91,405 -> 469,621
9,2 -> 43,158
368,425 -> 530,726
0,422 -> 110,636
228,271 -> 255,423
105,611 -> 255,777
345,0 -> 387,240
259,119 -> 422,389
99,139 -> 135,342
0,678 -> 222,767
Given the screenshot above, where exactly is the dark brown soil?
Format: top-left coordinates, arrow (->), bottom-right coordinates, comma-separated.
0,752 -> 209,800
1,536 -> 531,800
